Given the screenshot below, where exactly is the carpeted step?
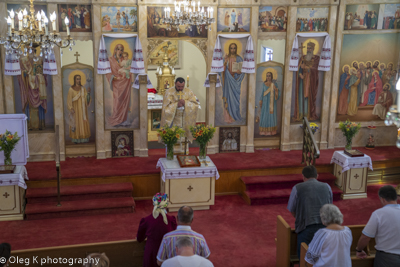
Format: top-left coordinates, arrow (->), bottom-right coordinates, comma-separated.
25,197 -> 135,220
26,183 -> 133,203
241,173 -> 337,191
244,184 -> 342,205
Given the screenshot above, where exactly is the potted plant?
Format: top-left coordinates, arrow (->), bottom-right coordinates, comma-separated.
157,125 -> 185,160
338,120 -> 361,150
190,124 -> 216,159
0,130 -> 21,166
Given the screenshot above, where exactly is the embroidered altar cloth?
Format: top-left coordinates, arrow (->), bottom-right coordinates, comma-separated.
0,166 -> 29,189
330,151 -> 373,173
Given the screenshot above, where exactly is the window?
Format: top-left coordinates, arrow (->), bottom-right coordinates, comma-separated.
264,47 -> 273,62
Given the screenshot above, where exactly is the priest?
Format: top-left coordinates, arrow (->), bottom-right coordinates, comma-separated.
160,77 -> 199,142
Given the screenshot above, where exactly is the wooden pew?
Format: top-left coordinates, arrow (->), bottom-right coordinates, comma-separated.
10,239 -> 145,267
276,216 -> 376,267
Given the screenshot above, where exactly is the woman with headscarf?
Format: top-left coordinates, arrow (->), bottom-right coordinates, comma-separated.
136,193 -> 177,267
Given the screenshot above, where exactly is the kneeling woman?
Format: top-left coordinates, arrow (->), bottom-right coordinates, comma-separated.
305,204 -> 352,267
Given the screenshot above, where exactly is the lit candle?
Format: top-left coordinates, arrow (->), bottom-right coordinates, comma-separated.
18,11 -> 23,31
44,16 -> 49,35
6,17 -> 11,36
51,12 -> 57,31
23,8 -> 27,25
10,9 -> 15,29
193,2 -> 196,12
198,1 -> 200,11
210,7 -> 214,18
37,12 -> 42,32
65,17 -> 70,35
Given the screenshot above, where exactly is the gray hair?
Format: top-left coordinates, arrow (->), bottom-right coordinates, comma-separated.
176,237 -> 193,249
320,204 -> 343,225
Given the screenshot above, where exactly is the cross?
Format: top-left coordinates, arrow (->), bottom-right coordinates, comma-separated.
267,50 -> 273,61
3,192 -> 10,198
74,52 -> 80,62
177,91 -> 184,100
338,170 -> 341,176
354,174 -> 359,179
187,185 -> 193,191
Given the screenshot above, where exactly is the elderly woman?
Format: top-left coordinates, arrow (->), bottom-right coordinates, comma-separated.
136,193 -> 177,267
305,204 -> 352,267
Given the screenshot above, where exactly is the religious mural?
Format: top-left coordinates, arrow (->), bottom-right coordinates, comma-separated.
344,4 -> 380,30
296,8 -> 329,32
62,62 -> 95,144
58,4 -> 92,33
111,131 -> 133,157
217,7 -> 251,33
378,4 -> 400,30
103,36 -> 140,130
291,36 -> 325,123
219,127 -> 240,153
148,40 -> 180,70
215,37 -> 248,127
147,7 -> 207,38
101,6 -> 137,33
258,6 -> 287,33
336,33 -> 400,122
7,3 -> 47,32
254,62 -> 283,138
13,48 -> 54,131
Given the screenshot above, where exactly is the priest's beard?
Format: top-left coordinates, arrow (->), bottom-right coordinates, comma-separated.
305,51 -> 313,61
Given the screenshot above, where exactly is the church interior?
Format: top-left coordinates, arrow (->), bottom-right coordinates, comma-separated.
1,0 -> 400,266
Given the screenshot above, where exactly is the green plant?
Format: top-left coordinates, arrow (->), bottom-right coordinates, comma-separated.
157,125 -> 185,145
190,124 -> 216,145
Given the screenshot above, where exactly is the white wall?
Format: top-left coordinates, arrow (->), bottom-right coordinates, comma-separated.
61,40 -> 94,67
147,41 -> 207,122
257,39 -> 286,65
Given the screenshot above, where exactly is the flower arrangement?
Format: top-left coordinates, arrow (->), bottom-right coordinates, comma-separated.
338,119 -> 361,150
157,125 -> 185,160
190,124 -> 216,159
300,123 -> 319,134
0,130 -> 21,166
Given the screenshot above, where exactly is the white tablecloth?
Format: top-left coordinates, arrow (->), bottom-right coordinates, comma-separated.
156,156 -> 220,182
330,151 -> 373,172
0,166 -> 29,189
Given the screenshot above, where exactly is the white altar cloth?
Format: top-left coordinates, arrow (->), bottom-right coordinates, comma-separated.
0,166 -> 29,189
156,156 -> 220,182
330,151 -> 373,172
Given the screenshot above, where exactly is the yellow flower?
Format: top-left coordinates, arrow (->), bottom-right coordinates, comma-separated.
176,134 -> 180,139
6,134 -> 13,141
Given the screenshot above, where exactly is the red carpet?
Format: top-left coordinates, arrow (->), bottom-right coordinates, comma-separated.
0,184 -> 390,267
26,146 -> 400,181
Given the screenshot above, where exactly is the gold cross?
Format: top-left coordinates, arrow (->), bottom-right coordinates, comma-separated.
177,91 -> 184,100
3,192 -> 10,198
187,185 -> 193,191
354,174 -> 359,179
74,52 -> 80,62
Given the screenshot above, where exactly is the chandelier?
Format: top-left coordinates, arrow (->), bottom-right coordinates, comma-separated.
163,0 -> 215,32
0,0 -> 74,62
385,78 -> 400,148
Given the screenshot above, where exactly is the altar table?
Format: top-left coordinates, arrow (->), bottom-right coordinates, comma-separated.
0,166 -> 28,221
156,156 -> 219,212
331,151 -> 373,200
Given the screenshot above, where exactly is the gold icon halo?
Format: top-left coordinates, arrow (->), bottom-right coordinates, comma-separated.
351,60 -> 359,68
387,62 -> 394,68
224,39 -> 243,56
68,70 -> 86,86
379,62 -> 386,68
358,61 -> 365,67
302,38 -> 320,56
115,134 -> 130,147
349,67 -> 357,74
342,64 -> 350,73
109,39 -> 133,60
262,67 -> 278,82
373,59 -> 380,66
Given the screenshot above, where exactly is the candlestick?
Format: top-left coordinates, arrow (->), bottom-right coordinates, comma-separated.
6,17 -> 11,36
37,12 -> 42,32
23,9 -> 27,25
10,9 -> 15,29
65,17 -> 70,35
44,17 -> 49,35
18,11 -> 23,31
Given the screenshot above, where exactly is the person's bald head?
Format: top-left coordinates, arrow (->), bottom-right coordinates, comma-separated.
177,206 -> 194,225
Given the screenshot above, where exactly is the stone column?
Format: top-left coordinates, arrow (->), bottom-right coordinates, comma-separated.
206,74 -> 217,154
138,74 -> 149,157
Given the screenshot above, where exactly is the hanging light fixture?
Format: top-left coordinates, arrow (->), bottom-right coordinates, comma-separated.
163,0 -> 214,32
385,77 -> 400,148
0,0 -> 75,62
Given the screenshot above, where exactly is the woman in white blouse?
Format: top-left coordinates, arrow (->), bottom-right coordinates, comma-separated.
305,204 -> 352,267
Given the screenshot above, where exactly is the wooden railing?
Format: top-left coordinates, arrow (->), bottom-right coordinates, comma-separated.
302,117 -> 320,166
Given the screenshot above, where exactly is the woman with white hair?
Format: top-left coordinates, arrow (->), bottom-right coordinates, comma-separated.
136,193 -> 177,267
305,204 -> 352,267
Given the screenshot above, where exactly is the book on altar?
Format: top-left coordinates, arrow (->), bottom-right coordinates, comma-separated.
232,62 -> 243,72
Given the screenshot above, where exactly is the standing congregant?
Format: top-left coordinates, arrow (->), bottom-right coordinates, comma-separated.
287,165 -> 333,258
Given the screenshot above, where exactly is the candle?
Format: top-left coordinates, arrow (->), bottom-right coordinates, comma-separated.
23,9 -> 27,25
6,17 -> 11,36
211,7 -> 214,18
65,17 -> 70,35
37,12 -> 42,31
18,11 -> 23,31
198,1 -> 200,11
10,9 -> 15,29
396,78 -> 400,109
51,12 -> 57,31
44,16 -> 49,35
